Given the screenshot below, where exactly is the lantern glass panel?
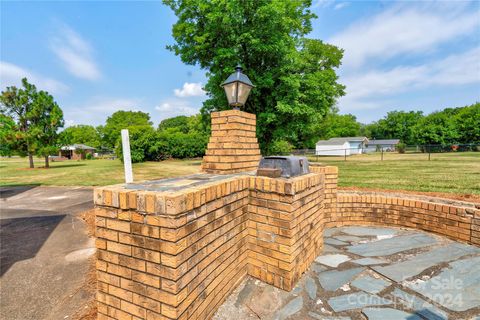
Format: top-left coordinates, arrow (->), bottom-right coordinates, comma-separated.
223,82 -> 238,106
237,83 -> 252,106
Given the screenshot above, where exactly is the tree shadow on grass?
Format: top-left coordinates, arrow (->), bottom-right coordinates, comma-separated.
42,163 -> 88,169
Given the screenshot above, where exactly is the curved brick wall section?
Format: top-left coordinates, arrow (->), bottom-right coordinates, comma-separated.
309,164 -> 480,246
334,191 -> 480,245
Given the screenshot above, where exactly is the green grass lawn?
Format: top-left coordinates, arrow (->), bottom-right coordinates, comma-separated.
0,157 -> 201,186
308,152 -> 480,195
1,152 -> 479,196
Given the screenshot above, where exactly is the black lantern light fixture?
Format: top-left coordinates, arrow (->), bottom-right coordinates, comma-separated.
221,64 -> 254,110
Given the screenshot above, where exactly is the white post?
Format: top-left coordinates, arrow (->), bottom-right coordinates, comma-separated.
121,129 -> 133,183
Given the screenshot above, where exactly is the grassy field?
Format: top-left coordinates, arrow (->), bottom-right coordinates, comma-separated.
0,157 -> 201,186
1,152 -> 479,197
308,152 -> 480,196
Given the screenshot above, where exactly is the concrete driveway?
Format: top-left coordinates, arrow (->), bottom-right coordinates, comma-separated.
0,186 -> 95,320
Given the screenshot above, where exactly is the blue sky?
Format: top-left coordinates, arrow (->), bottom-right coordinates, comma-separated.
1,1 -> 479,126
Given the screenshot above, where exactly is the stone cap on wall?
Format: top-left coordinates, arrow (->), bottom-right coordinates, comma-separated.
93,171 -> 326,217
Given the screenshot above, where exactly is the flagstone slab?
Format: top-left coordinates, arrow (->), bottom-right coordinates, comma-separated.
324,238 -> 348,246
318,267 -> 365,291
274,296 -> 303,320
406,256 -> 480,312
373,243 -> 480,282
347,234 -> 438,257
352,258 -> 388,266
327,292 -> 393,312
315,254 -> 351,267
339,226 -> 398,237
311,263 -> 328,274
362,307 -> 422,320
351,275 -> 390,294
391,288 -> 447,320
324,228 -> 338,237
308,313 -> 351,320
305,276 -> 317,300
334,235 -> 362,242
323,244 -> 341,253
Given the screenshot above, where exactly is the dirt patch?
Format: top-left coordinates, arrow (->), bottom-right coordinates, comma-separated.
72,209 -> 97,320
339,186 -> 480,204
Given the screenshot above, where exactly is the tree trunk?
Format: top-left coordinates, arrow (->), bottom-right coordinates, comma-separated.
28,153 -> 34,168
45,156 -> 49,168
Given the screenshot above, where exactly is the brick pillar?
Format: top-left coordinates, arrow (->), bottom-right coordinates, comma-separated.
247,173 -> 325,291
311,165 -> 338,228
202,110 -> 261,174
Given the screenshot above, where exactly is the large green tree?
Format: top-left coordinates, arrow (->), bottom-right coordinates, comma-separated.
29,91 -> 64,168
314,109 -> 361,143
1,79 -> 64,167
370,111 -> 424,145
453,103 -> 480,143
1,78 -> 40,168
100,110 -> 153,148
413,110 -> 459,145
164,0 -> 345,151
0,114 -> 17,156
60,125 -> 102,149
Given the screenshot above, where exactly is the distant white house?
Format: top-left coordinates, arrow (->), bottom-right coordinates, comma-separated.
315,137 -> 369,156
364,139 -> 400,153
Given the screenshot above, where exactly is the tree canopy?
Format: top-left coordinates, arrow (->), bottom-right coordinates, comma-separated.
364,111 -> 424,145
100,110 -> 153,149
29,90 -> 64,167
0,78 -> 64,167
164,0 -> 345,152
363,103 -> 479,145
0,113 -> 17,156
59,125 -> 102,149
314,109 -> 361,143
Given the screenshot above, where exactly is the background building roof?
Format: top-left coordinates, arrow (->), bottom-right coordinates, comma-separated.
316,137 -> 369,146
367,139 -> 400,145
61,144 -> 96,151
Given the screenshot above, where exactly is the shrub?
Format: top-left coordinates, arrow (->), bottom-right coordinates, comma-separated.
397,142 -> 406,153
269,139 -> 294,155
86,153 -> 93,160
115,126 -> 208,162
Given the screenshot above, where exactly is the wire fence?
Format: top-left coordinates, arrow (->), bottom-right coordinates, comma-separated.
289,144 -> 480,162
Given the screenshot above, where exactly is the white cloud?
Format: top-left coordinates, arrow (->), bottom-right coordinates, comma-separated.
50,24 -> 101,80
64,97 -> 141,126
330,3 -> 480,68
173,82 -> 205,98
64,119 -> 76,127
338,47 -> 480,112
312,0 -> 334,9
0,61 -> 69,95
334,2 -> 349,10
155,99 -> 200,121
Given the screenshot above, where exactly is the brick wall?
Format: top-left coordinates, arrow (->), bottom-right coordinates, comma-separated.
336,191 -> 480,246
201,110 -> 261,174
94,163 -> 480,320
248,173 -> 325,291
308,166 -> 479,246
310,165 -> 338,227
94,176 -> 251,320
93,171 -> 329,320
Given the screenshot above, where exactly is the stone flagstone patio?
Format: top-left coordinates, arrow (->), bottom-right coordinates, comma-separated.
213,226 -> 480,320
